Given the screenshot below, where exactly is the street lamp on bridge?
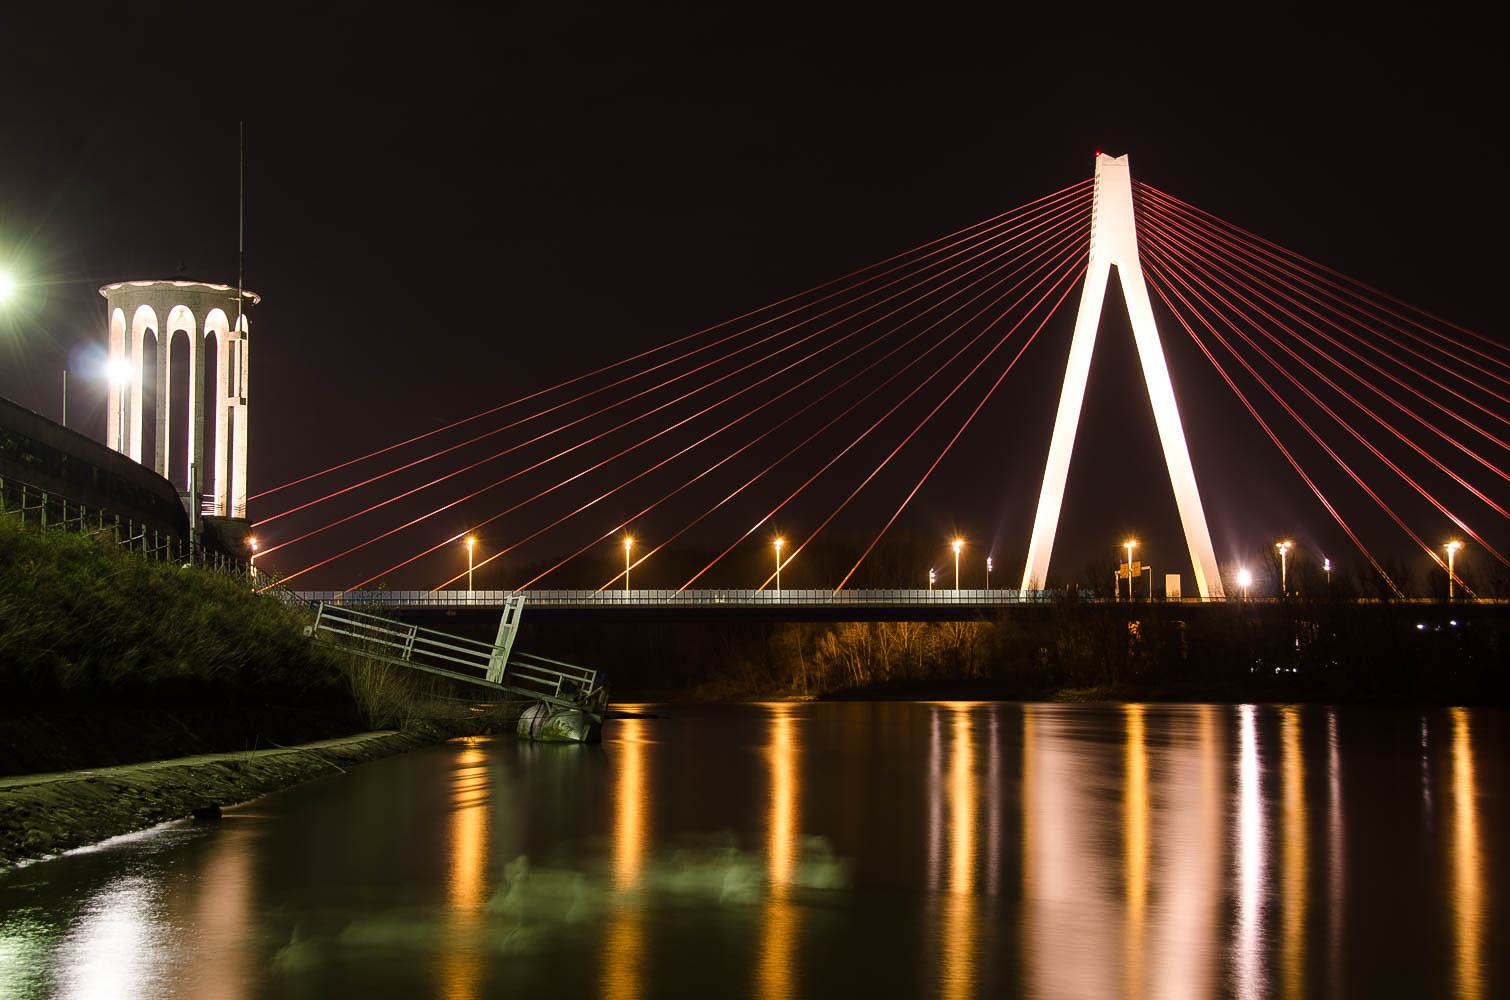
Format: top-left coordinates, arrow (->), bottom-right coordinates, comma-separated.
1237,567 -> 1252,601
986,555 -> 993,590
951,538 -> 963,591
623,535 -> 634,591
465,535 -> 476,593
1276,540 -> 1293,597
928,568 -> 935,591
1445,540 -> 1463,600
1123,539 -> 1138,601
773,537 -> 784,591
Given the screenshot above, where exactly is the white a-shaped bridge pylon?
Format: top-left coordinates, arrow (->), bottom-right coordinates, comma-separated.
1021,153 -> 1225,598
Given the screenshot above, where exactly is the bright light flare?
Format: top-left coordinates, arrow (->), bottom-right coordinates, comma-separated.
465,535 -> 476,549
1237,568 -> 1253,589
952,538 -> 964,555
105,358 -> 131,386
0,271 -> 14,301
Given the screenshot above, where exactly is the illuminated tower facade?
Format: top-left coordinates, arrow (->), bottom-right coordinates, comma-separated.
101,279 -> 257,523
1021,153 -> 1224,598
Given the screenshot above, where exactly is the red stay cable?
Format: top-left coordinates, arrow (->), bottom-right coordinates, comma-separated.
252,179 -> 1093,504
256,188 -> 1094,533
1143,250 -> 1496,580
442,223 -> 1095,592
1144,268 -> 1399,595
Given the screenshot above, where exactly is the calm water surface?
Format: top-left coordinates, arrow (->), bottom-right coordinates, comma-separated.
0,702 -> 1504,998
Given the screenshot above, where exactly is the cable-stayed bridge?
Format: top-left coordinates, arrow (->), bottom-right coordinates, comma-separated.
252,153 -> 1510,608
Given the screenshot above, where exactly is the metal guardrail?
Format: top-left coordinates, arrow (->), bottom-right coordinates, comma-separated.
288,587 -> 1506,608
306,600 -> 606,718
1,473 -> 253,578
294,587 -> 1054,608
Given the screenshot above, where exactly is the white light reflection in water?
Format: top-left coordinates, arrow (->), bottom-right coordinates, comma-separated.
178,825 -> 254,1000
937,705 -> 977,1000
1020,704 -> 1118,998
53,876 -> 170,1000
1148,704 -> 1223,1000
1279,706 -> 1307,1000
1233,704 -> 1267,1000
439,739 -> 491,1000
1450,708 -> 1484,1000
757,703 -> 800,1000
603,714 -> 649,1000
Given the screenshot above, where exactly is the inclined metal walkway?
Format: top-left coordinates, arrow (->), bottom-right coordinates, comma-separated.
305,595 -> 607,720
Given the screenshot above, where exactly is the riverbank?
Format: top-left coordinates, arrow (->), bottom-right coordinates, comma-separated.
0,718 -> 518,871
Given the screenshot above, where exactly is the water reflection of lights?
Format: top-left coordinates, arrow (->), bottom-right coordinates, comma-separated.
441,740 -> 491,1000
603,715 -> 649,1000
1234,704 -> 1266,999
939,705 -> 977,999
757,704 -> 800,1000
1279,706 -> 1307,1000
1326,711 -> 1344,998
54,876 -> 170,1000
1450,708 -> 1483,1000
1123,704 -> 1147,993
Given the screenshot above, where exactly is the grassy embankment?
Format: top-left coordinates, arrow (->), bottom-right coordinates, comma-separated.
0,513 -> 505,777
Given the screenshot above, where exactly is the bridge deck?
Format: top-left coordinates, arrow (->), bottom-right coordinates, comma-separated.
289,588 -> 1503,624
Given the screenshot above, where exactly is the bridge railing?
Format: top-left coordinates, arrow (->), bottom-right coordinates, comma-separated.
292,587 -> 1059,607
306,601 -> 606,714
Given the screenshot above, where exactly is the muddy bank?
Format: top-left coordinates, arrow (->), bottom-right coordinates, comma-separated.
0,723 -> 471,870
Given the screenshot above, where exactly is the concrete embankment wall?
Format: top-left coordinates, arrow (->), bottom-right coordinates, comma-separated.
0,394 -> 188,539
0,729 -> 433,870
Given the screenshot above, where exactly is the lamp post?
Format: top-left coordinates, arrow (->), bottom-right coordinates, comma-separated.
1124,539 -> 1138,602
106,358 -> 131,452
1237,567 -> 1252,602
986,555 -> 993,590
774,537 -> 784,591
465,535 -> 476,593
1445,540 -> 1462,600
1276,540 -> 1293,597
248,536 -> 259,583
952,538 -> 963,591
624,535 -> 633,591
928,568 -> 935,591
1323,557 -> 1332,594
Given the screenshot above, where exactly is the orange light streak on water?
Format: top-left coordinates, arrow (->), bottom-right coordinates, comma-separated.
440,740 -> 490,1000
757,704 -> 800,1000
603,715 -> 649,1000
1451,707 -> 1484,1000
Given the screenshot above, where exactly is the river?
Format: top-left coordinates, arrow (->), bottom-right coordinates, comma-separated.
0,701 -> 1503,998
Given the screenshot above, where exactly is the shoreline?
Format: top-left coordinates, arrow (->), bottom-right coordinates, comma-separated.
0,725 -> 462,871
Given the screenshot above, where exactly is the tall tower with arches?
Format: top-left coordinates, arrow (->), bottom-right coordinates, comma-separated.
101,279 -> 256,524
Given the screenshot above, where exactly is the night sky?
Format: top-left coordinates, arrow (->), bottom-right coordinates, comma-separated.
2,3 -> 1506,593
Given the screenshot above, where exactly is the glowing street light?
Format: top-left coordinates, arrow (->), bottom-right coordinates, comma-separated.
248,536 -> 259,582
928,568 -> 936,591
1445,540 -> 1463,600
1124,539 -> 1138,601
986,555 -> 994,590
951,538 -> 964,591
465,535 -> 476,593
623,535 -> 633,591
773,537 -> 784,591
1323,557 -> 1332,590
106,357 -> 131,451
1276,540 -> 1294,597
1237,567 -> 1253,601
